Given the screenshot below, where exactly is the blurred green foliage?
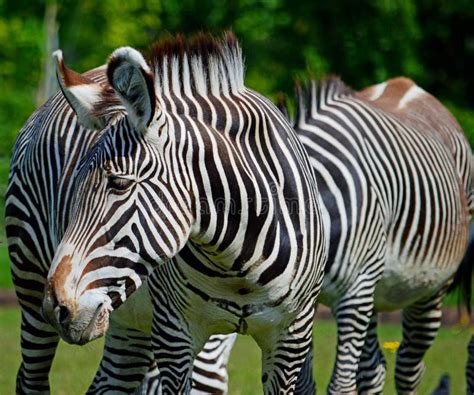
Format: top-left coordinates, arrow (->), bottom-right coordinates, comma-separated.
1,0 -> 474,159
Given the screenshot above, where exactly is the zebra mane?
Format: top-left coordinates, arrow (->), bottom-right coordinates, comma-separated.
148,32 -> 245,98
91,32 -> 245,121
295,76 -> 353,127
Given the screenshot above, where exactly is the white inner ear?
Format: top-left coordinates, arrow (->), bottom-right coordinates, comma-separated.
68,85 -> 102,111
53,50 -> 105,131
65,84 -> 105,130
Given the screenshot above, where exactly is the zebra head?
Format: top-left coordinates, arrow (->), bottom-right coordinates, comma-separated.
42,44 -> 199,344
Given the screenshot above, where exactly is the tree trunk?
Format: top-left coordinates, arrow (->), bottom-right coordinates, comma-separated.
36,1 -> 59,106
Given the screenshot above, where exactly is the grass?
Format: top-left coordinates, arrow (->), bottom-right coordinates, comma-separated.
0,244 -> 11,288
0,307 -> 471,394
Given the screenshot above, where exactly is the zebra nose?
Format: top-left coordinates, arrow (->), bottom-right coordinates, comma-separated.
56,304 -> 71,327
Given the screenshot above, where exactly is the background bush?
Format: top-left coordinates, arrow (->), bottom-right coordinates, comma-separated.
1,0 -> 473,159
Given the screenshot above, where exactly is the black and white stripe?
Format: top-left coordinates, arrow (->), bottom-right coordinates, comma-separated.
37,33 -> 328,393
283,77 -> 473,394
7,47 -> 239,394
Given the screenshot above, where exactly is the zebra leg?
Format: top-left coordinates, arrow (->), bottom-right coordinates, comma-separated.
467,335 -> 474,395
145,260 -> 241,394
151,317 -> 206,394
136,333 -> 238,395
328,282 -> 379,394
87,321 -> 154,394
395,289 -> 445,394
149,286 -> 209,394
256,303 -> 315,394
16,307 -> 59,394
294,339 -> 316,395
356,313 -> 386,394
7,213 -> 59,393
294,303 -> 322,394
135,362 -> 160,395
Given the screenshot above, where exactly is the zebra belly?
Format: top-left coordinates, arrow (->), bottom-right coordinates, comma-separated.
318,258 -> 457,312
162,260 -> 305,341
373,259 -> 457,311
183,288 -> 294,340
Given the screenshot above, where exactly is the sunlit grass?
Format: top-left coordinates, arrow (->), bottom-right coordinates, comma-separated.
0,308 -> 470,394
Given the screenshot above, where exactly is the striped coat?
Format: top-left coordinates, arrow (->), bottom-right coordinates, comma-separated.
7,49 -> 236,394
19,33 -> 328,394
284,76 -> 473,393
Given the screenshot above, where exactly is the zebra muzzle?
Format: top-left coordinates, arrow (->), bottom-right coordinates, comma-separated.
42,283 -> 110,344
65,302 -> 109,345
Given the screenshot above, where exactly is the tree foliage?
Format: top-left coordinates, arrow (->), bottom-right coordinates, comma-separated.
1,0 -> 473,157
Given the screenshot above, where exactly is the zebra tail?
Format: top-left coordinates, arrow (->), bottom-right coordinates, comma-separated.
448,223 -> 474,315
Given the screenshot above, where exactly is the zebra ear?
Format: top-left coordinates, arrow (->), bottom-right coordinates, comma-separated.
107,47 -> 156,133
53,50 -> 107,131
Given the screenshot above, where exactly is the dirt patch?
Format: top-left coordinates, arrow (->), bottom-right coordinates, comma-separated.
315,304 -> 471,326
0,290 -> 18,306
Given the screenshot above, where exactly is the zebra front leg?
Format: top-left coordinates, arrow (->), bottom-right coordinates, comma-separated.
255,303 -> 315,394
395,289 -> 445,394
356,313 -> 387,394
294,303 -> 324,394
294,340 -> 316,395
140,268 -> 237,394
16,307 -> 59,394
151,316 -> 206,394
328,280 -> 379,394
135,362 -> 160,395
91,331 -> 237,395
136,333 -> 238,395
150,285 -> 209,394
87,321 -> 154,394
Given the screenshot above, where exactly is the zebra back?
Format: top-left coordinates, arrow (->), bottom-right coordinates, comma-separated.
279,76 -> 473,310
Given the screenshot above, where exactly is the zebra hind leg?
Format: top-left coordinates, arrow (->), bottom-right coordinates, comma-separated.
395,288 -> 445,394
356,313 -> 386,394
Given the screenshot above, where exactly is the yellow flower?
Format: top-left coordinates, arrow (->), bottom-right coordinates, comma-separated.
382,341 -> 400,353
460,312 -> 471,326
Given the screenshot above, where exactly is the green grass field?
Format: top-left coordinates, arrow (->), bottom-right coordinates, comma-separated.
0,307 -> 470,394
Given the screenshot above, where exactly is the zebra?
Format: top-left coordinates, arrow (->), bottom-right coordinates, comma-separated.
276,76 -> 473,394
38,32 -> 328,393
6,40 -> 237,394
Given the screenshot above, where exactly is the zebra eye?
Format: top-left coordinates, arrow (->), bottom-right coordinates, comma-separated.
107,176 -> 134,191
